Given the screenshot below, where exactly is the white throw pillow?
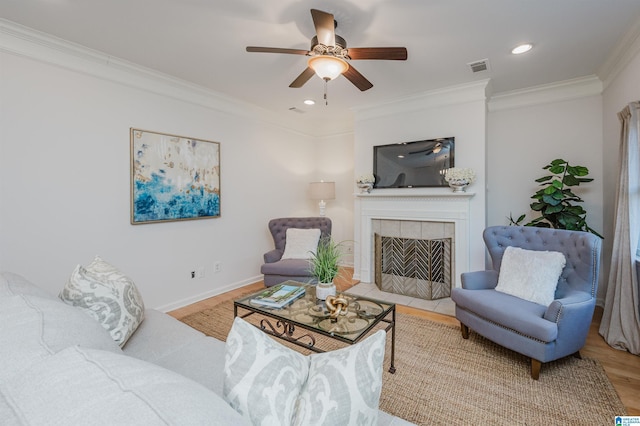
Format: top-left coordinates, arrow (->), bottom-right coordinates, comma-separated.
281,228 -> 322,260
495,246 -> 566,306
223,317 -> 385,426
59,256 -> 145,347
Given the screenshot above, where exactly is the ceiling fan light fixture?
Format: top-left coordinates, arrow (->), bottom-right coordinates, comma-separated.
308,55 -> 349,81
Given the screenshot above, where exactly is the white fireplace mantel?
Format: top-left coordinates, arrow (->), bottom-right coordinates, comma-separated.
354,189 -> 475,287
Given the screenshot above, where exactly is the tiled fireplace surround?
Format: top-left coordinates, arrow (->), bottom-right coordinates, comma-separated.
355,190 -> 475,291
374,219 -> 454,300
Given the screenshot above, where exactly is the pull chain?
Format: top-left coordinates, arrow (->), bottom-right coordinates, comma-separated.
324,78 -> 329,105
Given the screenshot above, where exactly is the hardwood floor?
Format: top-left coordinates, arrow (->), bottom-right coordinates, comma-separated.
169,267 -> 640,416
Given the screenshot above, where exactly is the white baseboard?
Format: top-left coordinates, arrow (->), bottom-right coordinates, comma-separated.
155,275 -> 263,313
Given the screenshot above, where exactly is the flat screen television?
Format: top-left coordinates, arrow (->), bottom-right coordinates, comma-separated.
373,137 -> 454,188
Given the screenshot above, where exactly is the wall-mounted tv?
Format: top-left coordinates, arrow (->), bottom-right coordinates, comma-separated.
373,137 -> 454,188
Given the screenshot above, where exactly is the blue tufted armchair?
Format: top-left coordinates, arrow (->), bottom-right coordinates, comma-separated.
260,217 -> 332,287
451,226 -> 601,379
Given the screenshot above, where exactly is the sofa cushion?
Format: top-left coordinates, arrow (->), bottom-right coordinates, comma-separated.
452,288 -> 558,342
0,345 -> 250,426
0,294 -> 122,382
0,271 -> 56,300
224,317 -> 385,426
123,309 -> 227,396
59,256 -> 145,347
260,258 -> 313,276
281,228 -> 321,260
495,246 -> 566,306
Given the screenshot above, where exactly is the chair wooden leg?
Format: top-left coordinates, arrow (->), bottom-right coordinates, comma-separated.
573,351 -> 582,359
531,359 -> 541,380
460,323 -> 469,339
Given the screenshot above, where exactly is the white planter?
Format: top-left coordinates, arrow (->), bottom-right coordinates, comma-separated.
315,282 -> 336,300
357,182 -> 373,193
448,181 -> 469,192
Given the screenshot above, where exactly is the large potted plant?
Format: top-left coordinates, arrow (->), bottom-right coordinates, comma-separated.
509,158 -> 603,238
309,236 -> 344,300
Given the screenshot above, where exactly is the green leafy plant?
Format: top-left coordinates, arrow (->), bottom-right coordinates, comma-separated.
309,236 -> 344,283
509,158 -> 602,238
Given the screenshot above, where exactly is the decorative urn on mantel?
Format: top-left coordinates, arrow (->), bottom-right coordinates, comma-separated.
443,168 -> 476,193
356,173 -> 375,194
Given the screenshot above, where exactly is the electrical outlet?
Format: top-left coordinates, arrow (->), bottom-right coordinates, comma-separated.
214,261 -> 221,273
197,266 -> 205,278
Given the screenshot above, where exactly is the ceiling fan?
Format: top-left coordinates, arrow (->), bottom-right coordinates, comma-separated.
246,9 -> 408,92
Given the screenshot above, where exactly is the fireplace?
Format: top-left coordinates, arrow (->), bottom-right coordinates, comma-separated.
375,234 -> 452,300
354,190 -> 475,287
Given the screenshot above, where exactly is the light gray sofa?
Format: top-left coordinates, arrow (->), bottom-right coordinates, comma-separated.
0,271 -> 412,425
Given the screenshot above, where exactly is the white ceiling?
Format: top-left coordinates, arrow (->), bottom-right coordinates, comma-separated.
3,0 -> 640,127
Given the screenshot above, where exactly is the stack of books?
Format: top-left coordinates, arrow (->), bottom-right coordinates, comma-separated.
251,283 -> 306,309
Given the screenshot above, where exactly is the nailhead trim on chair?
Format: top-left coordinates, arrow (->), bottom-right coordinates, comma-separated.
465,310 -> 548,344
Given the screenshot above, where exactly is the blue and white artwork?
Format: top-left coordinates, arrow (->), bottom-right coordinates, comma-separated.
131,129 -> 220,224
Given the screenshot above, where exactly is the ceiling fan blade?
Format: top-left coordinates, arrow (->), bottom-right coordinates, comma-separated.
289,67 -> 316,88
311,9 -> 335,47
246,46 -> 310,55
347,47 -> 408,60
342,65 -> 373,91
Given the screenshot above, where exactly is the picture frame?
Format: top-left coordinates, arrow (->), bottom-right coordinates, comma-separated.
130,128 -> 221,224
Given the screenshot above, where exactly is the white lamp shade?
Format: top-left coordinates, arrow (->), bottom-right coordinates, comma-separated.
308,56 -> 349,81
309,181 -> 336,200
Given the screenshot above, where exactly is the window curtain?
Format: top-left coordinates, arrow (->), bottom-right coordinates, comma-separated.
599,101 -> 640,355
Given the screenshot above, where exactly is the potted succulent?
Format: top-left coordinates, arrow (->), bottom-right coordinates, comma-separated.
309,236 -> 344,300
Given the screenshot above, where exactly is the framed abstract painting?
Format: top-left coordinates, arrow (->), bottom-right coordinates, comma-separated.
130,128 -> 221,224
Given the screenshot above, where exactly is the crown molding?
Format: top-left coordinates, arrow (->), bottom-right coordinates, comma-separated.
487,76 -> 603,112
598,15 -> 640,90
0,20 -> 251,116
0,19 -> 333,137
353,79 -> 491,121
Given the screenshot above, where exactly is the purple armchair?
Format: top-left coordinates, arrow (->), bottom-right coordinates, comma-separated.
260,217 -> 332,287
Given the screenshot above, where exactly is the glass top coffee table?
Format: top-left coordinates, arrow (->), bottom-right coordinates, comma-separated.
234,281 -> 396,373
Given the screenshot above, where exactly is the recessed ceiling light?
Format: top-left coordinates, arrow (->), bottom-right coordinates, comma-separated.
303,99 -> 315,105
511,43 -> 533,55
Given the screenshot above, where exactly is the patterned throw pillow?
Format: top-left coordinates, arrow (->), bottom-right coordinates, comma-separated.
223,317 -> 385,426
59,256 -> 145,347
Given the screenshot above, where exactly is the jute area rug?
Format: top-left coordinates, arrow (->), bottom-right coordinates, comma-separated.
180,300 -> 626,425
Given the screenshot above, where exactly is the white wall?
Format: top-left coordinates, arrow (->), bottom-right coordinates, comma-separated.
487,95 -> 604,229
312,132 -> 355,265
0,51 -> 317,310
601,45 -> 640,301
488,92 -> 605,299
352,82 -> 489,279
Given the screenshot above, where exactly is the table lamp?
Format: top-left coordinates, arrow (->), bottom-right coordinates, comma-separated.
309,181 -> 335,216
